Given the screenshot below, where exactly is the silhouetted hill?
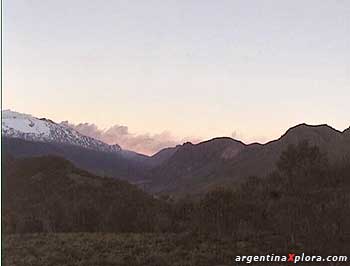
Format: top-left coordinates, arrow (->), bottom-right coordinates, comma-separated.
280,124 -> 343,149
148,124 -> 350,195
3,139 -> 350,265
148,137 -> 246,193
2,137 -> 151,181
3,123 -> 350,195
2,155 -> 160,233
150,146 -> 180,166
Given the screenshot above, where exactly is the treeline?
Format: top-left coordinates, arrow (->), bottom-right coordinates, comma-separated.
164,141 -> 350,254
3,141 -> 350,254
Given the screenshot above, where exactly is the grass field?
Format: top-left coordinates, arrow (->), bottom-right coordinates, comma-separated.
3,233 -> 249,266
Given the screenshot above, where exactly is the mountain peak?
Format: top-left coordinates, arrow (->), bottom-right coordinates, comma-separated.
2,109 -> 51,136
287,123 -> 337,131
2,110 -> 121,153
283,123 -> 340,137
277,123 -> 343,149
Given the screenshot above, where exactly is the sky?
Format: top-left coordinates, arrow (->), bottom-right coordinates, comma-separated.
3,0 -> 350,154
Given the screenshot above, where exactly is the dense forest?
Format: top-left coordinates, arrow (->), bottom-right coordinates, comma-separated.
3,141 -> 350,265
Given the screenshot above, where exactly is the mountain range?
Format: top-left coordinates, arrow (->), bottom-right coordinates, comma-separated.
2,110 -> 160,181
2,110 -> 350,195
149,124 -> 350,195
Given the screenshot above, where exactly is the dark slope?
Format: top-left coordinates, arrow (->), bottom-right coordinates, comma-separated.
2,155 -> 159,233
3,123 -> 349,195
148,137 -> 246,193
149,146 -> 180,166
148,124 -> 350,195
2,137 -> 150,181
344,127 -> 350,139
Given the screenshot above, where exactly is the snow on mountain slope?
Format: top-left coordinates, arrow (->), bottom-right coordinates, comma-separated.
2,110 -> 121,153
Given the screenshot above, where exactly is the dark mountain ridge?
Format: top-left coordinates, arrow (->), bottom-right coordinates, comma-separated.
3,121 -> 349,195
147,123 -> 350,195
147,137 -> 246,192
2,137 -> 151,181
150,145 -> 180,166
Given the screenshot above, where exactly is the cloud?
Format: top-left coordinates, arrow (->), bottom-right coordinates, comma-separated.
61,121 -> 201,155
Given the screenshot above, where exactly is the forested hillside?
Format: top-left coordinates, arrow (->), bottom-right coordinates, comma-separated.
2,155 -> 162,233
3,141 -> 350,265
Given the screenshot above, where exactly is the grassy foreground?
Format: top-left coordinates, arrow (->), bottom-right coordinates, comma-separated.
2,233 -> 248,266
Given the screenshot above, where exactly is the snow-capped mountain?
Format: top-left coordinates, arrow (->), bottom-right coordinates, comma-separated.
2,110 -> 121,153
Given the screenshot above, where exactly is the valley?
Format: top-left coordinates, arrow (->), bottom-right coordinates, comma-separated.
2,110 -> 350,266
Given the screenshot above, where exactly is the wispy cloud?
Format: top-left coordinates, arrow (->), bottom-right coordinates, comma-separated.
61,121 -> 201,155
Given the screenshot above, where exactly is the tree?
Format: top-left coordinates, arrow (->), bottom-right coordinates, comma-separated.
276,141 -> 328,189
